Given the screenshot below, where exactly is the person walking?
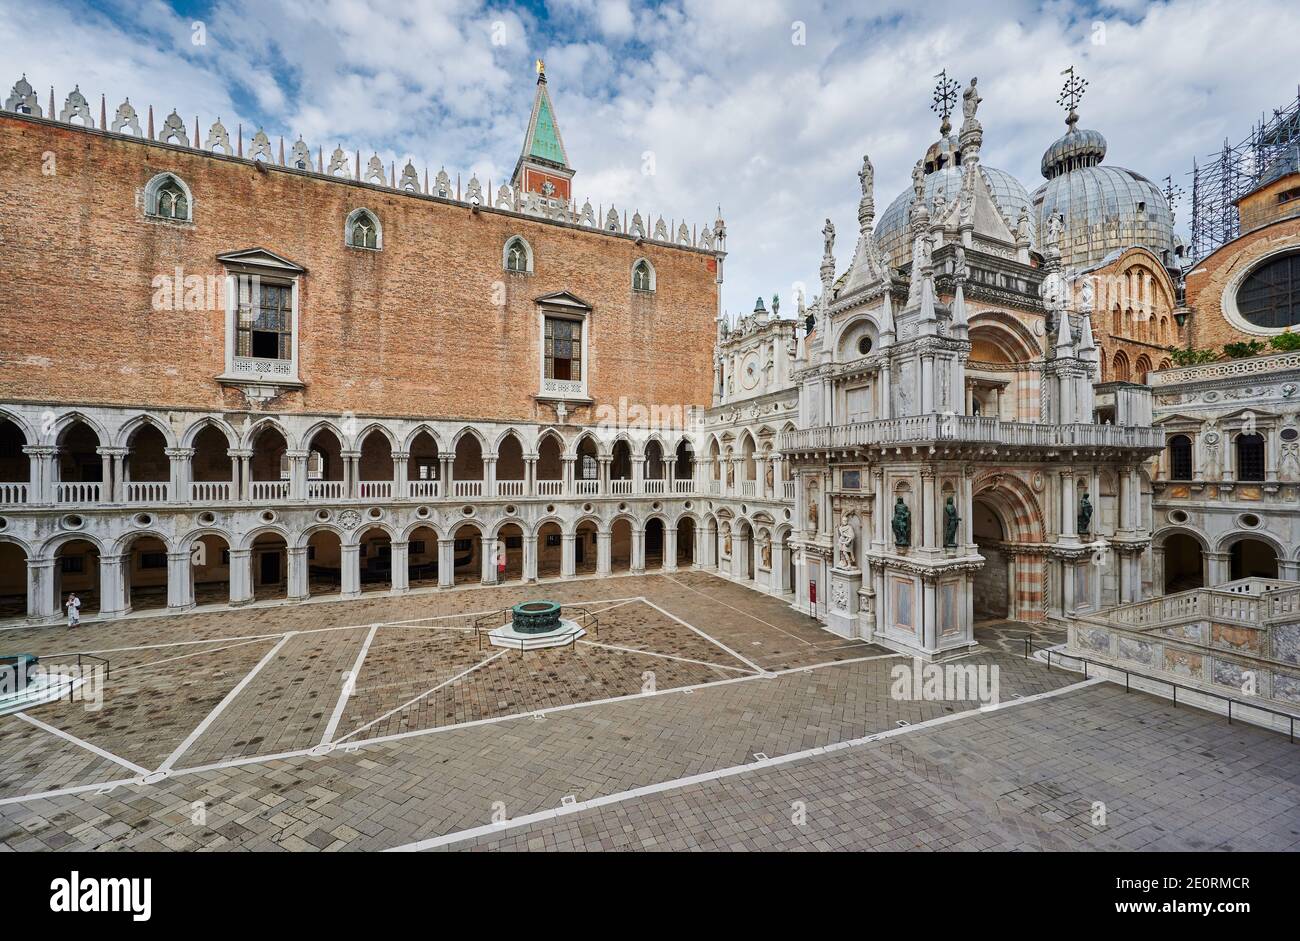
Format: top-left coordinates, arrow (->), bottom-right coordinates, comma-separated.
65,592 -> 82,628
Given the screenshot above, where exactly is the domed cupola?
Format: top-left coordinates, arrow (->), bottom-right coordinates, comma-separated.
1030,68 -> 1175,271
874,73 -> 1034,270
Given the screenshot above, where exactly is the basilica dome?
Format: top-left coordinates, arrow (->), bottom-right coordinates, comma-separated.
874,136 -> 1034,270
1030,120 -> 1175,271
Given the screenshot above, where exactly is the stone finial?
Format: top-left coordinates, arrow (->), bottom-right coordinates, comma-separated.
466,173 -> 483,205
290,136 -> 310,170
630,212 -> 645,239
677,222 -> 690,245
4,75 -> 41,115
495,184 -> 512,209
249,127 -> 273,161
579,199 -> 595,226
327,146 -> 349,177
111,98 -> 141,136
400,160 -> 420,192
699,223 -> 714,250
59,85 -> 94,127
653,216 -> 668,241
159,109 -> 188,145
604,206 -> 620,232
364,154 -> 385,185
433,167 -> 450,197
204,117 -> 231,153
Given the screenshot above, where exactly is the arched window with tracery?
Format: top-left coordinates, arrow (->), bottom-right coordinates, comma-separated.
346,209 -> 381,250
145,173 -> 192,221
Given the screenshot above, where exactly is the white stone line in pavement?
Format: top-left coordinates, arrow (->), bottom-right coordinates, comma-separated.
13,712 -> 151,777
0,776 -> 138,808
576,639 -> 758,674
113,637 -> 273,677
580,598 -> 642,617
385,677 -> 1106,852
320,625 -> 380,747
640,597 -> 769,674
331,650 -> 508,745
156,632 -> 295,774
766,652 -> 904,676
664,574 -> 817,647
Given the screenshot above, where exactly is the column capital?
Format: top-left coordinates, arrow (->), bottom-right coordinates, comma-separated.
228,448 -> 252,459
391,450 -> 411,460
22,445 -> 56,456
96,446 -> 129,457
165,447 -> 196,458
284,449 -> 311,459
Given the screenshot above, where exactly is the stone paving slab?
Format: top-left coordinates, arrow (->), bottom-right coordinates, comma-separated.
0,716 -> 126,800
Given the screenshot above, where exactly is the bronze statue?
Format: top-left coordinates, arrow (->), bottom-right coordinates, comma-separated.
1078,492 -> 1093,535
892,497 -> 911,548
943,495 -> 960,548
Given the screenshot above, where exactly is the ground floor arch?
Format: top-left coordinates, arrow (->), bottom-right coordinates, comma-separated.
251,532 -> 287,602
407,526 -> 439,589
676,516 -> 695,567
54,538 -> 101,618
611,518 -> 633,573
358,527 -> 392,593
190,533 -> 232,607
1162,532 -> 1205,592
644,517 -> 665,570
451,523 -> 481,585
971,497 -> 1009,620
736,519 -> 755,581
1229,538 -> 1279,581
307,529 -> 343,598
122,533 -> 170,612
537,521 -> 564,578
495,522 -> 524,583
574,520 -> 598,575
0,540 -> 29,618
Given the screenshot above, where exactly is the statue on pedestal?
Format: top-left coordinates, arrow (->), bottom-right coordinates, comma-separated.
836,518 -> 857,570
892,497 -> 911,548
943,496 -> 960,548
1078,492 -> 1093,535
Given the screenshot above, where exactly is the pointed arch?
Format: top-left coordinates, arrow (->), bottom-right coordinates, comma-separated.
345,207 -> 382,250
144,172 -> 193,221
116,413 -> 177,450
504,235 -> 534,273
631,257 -> 656,292
181,415 -> 238,449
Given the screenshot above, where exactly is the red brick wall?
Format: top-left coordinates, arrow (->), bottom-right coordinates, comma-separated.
1187,214 -> 1300,350
0,116 -> 718,423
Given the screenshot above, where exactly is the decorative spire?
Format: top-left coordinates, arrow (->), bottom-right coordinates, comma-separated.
1057,65 -> 1089,131
512,62 -> 573,200
931,68 -> 960,136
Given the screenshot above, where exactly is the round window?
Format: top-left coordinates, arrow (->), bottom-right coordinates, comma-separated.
1240,513 -> 1261,529
857,335 -> 873,356
1235,252 -> 1300,330
1282,427 -> 1299,442
1167,510 -> 1189,525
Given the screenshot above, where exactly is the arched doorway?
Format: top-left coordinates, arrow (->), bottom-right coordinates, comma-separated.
496,523 -> 524,582
676,517 -> 695,566
1230,539 -> 1279,580
55,538 -> 101,616
971,498 -> 1009,620
536,522 -> 563,578
407,526 -> 439,588
451,523 -> 481,584
0,540 -> 29,618
251,532 -> 287,601
122,534 -> 169,611
307,529 -> 343,597
736,519 -> 754,580
1162,533 -> 1204,592
190,533 -> 231,607
611,518 -> 633,572
358,527 -> 392,592
644,518 -> 664,570
575,520 -> 598,574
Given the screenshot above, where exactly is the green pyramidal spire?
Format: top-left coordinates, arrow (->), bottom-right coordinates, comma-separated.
513,61 -> 574,193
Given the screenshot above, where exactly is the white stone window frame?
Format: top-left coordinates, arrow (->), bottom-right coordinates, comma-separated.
345,207 -> 383,251
142,172 -> 194,224
504,236 -> 535,274
631,257 -> 656,293
1221,245 -> 1300,336
536,299 -> 591,403
217,252 -> 305,388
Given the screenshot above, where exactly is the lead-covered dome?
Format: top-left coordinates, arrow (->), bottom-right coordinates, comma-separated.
875,143 -> 1033,270
1031,119 -> 1175,271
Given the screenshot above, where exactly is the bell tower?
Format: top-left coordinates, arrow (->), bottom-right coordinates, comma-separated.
511,60 -> 575,203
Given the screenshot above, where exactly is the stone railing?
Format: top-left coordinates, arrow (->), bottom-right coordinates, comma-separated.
780,416 -> 1164,453
1149,350 -> 1300,387
0,482 -> 29,505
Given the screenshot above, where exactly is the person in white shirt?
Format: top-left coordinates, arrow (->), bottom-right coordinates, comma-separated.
65,592 -> 81,627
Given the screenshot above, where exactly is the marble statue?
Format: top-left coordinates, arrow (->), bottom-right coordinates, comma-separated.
943,495 -> 960,548
761,535 -> 772,570
836,518 -> 857,569
822,218 -> 836,258
962,77 -> 981,125
1078,492 -> 1093,535
808,484 -> 820,534
892,497 -> 911,548
765,460 -> 774,492
859,154 -> 874,198
911,159 -> 925,200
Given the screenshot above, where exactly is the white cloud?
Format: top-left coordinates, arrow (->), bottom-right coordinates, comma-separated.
2,0 -> 1297,316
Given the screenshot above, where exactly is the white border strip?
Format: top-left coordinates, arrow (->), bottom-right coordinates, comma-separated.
319,625 -> 379,746
640,598 -> 769,674
156,633 -> 292,773
14,712 -> 151,776
385,677 -> 1104,851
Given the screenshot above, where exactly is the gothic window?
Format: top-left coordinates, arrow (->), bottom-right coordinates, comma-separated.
544,316 -> 581,382
632,258 -> 655,292
345,208 -> 381,250
1236,253 -> 1300,329
1168,435 -> 1193,481
580,454 -> 598,479
144,173 -> 192,221
1236,433 -> 1265,482
504,236 -> 533,273
237,277 -> 293,361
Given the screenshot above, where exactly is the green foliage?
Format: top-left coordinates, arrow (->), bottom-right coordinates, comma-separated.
1222,340 -> 1267,359
1269,330 -> 1300,352
1167,347 -> 1218,366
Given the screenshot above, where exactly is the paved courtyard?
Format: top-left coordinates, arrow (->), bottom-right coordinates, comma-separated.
0,571 -> 1296,852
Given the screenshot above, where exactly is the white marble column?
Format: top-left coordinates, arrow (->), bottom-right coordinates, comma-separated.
663,526 -> 678,572
287,546 -> 309,600
27,557 -> 55,619
480,536 -> 498,585
229,548 -> 253,604
390,541 -> 409,593
341,544 -> 361,598
561,533 -> 576,578
596,531 -> 612,575
167,550 -> 195,611
438,538 -> 455,588
630,528 -> 645,574
99,554 -> 128,617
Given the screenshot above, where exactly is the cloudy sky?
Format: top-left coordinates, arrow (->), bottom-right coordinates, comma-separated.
4,0 -> 1297,316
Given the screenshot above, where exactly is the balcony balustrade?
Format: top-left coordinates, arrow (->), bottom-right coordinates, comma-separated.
644,479 -> 666,495
249,480 -> 290,502
497,479 -> 525,498
453,480 -> 483,498
124,482 -> 170,503
357,480 -> 393,500
308,480 -> 346,500
537,479 -> 564,496
780,415 -> 1164,453
0,482 -> 29,505
407,479 -> 441,499
575,479 -> 599,496
56,482 -> 101,504
610,479 -> 634,496
190,481 -> 232,502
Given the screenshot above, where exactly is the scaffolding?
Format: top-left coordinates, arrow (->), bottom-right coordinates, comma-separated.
1189,85 -> 1300,261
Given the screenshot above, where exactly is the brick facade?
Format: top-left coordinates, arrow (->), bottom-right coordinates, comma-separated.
0,114 -> 718,423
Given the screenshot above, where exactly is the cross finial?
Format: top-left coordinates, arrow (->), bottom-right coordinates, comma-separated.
1058,66 -> 1089,128
931,69 -> 960,134
1162,174 -> 1185,223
